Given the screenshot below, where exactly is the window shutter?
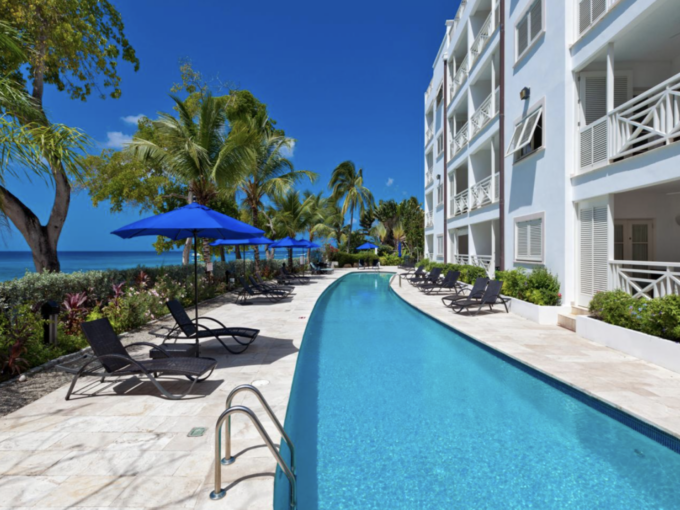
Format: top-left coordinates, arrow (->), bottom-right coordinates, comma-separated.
517,222 -> 529,258
585,76 -> 606,125
580,128 -> 593,168
593,206 -> 608,293
530,0 -> 542,40
579,0 -> 591,34
579,205 -> 608,304
529,219 -> 542,259
592,0 -> 606,23
614,75 -> 629,109
592,120 -> 608,164
517,17 -> 529,56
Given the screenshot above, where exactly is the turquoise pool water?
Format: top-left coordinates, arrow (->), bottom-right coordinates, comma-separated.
275,273 -> 680,509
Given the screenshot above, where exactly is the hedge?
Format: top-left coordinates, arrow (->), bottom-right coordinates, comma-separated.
417,259 -> 489,285
589,290 -> 680,341
496,267 -> 562,306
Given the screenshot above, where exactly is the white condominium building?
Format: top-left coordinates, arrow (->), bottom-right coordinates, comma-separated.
424,0 -> 680,308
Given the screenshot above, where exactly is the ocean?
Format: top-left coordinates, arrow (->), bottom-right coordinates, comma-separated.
0,250 -> 305,282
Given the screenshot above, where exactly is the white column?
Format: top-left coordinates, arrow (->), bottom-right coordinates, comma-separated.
606,43 -> 615,113
491,221 -> 496,279
490,137 -> 496,201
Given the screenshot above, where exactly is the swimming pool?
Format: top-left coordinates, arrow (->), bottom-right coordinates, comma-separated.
275,272 -> 680,509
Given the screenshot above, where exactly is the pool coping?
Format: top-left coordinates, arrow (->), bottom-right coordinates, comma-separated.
389,273 -> 680,453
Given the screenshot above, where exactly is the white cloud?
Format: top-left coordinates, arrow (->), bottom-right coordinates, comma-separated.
280,140 -> 296,159
121,114 -> 145,125
103,131 -> 133,149
386,178 -> 394,187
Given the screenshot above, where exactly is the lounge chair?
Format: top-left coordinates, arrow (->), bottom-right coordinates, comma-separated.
310,262 -> 334,274
447,280 -> 510,315
255,273 -> 294,292
442,277 -> 489,307
402,264 -> 423,276
238,276 -> 288,303
282,266 -> 311,283
249,275 -> 292,298
371,259 -> 380,270
165,300 -> 259,354
357,259 -> 366,270
65,318 -> 218,400
419,270 -> 461,294
398,261 -> 415,270
404,266 -> 427,283
411,267 -> 442,287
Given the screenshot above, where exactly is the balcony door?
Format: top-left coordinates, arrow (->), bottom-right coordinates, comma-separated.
614,220 -> 654,262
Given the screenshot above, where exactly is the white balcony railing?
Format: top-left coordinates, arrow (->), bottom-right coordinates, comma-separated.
469,174 -> 494,210
450,121 -> 469,158
425,171 -> 434,187
425,127 -> 434,144
470,88 -> 500,137
425,212 -> 434,229
469,10 -> 496,70
471,255 -> 495,279
579,71 -> 680,173
610,260 -> 680,299
451,54 -> 469,99
452,189 -> 469,217
453,254 -> 470,265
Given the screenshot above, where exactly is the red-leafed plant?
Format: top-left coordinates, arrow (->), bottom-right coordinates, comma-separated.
0,312 -> 33,377
135,270 -> 150,289
62,291 -> 89,336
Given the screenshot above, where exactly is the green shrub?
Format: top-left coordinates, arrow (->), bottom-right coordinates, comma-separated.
331,252 -> 379,267
496,267 -> 561,306
379,254 -> 403,266
589,291 -> 680,341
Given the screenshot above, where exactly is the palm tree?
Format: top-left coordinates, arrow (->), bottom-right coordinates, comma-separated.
127,93 -> 256,265
269,189 -> 309,267
328,161 -> 374,252
237,113 -> 316,269
392,221 -> 407,254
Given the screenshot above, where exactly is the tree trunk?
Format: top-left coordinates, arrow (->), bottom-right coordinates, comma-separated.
235,246 -> 241,259
181,191 -> 194,266
288,248 -> 293,270
348,208 -> 354,252
220,246 -> 225,262
251,206 -> 261,272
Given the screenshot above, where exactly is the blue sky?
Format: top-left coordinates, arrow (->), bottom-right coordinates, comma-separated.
2,0 -> 456,251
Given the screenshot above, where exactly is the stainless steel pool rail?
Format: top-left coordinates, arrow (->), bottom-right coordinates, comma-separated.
210,385 -> 296,508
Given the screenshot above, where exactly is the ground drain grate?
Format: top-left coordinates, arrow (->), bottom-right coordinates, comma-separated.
187,427 -> 207,437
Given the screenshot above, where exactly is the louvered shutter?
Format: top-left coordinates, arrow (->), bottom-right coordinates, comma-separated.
517,222 -> 529,259
584,76 -> 606,125
578,205 -> 609,306
614,75 -> 629,108
517,16 -> 529,56
579,0 -> 591,34
530,0 -> 542,40
592,0 -> 606,23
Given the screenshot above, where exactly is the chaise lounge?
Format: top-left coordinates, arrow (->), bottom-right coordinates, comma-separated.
65,318 -> 218,400
447,280 -> 510,315
165,299 -> 259,354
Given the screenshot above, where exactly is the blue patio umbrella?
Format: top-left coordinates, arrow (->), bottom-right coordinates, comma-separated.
210,237 -> 273,279
271,237 -> 304,269
112,203 -> 264,323
356,242 -> 379,250
398,241 -> 402,257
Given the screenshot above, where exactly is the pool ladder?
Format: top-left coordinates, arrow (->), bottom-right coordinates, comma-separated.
210,384 -> 297,509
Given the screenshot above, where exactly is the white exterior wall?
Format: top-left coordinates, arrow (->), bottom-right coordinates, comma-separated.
424,0 -> 680,307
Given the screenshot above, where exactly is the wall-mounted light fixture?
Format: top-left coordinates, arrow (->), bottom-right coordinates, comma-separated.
520,87 -> 530,101
436,174 -> 441,180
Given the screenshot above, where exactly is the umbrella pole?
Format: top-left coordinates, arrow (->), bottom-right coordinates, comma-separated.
193,232 -> 199,356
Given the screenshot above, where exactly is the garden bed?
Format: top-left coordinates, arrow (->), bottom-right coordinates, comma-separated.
576,315 -> 680,374
507,297 -> 568,325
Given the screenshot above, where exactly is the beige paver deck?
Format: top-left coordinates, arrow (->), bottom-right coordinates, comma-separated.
391,273 -> 680,440
3,268 -> 680,509
0,270 -> 352,510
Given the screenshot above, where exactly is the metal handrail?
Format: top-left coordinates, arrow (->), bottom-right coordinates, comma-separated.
222,384 -> 295,471
211,404 -> 297,508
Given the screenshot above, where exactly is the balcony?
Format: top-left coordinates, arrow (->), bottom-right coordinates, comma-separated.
469,9 -> 498,72
450,54 -> 469,101
450,121 -> 469,158
425,126 -> 434,145
436,183 -> 444,206
469,173 -> 499,210
470,88 -> 500,138
579,71 -> 680,173
425,212 -> 434,229
425,171 -> 434,187
450,189 -> 469,217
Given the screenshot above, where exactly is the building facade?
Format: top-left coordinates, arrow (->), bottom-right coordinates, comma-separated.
424,0 -> 680,307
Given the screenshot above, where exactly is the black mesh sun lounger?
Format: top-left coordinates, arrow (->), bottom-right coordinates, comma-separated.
249,275 -> 293,298
419,270 -> 461,294
412,267 -> 442,287
165,300 -> 259,354
238,276 -> 289,303
442,277 -> 490,307
65,318 -> 217,400
447,280 -> 510,315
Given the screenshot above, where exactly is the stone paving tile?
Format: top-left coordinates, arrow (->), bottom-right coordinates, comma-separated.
0,269 -> 351,509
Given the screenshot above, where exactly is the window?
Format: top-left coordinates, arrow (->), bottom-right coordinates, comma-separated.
506,106 -> 543,160
436,235 -> 444,257
515,214 -> 543,263
516,0 -> 543,61
579,0 -> 608,36
436,183 -> 444,205
436,84 -> 444,107
437,133 -> 445,155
